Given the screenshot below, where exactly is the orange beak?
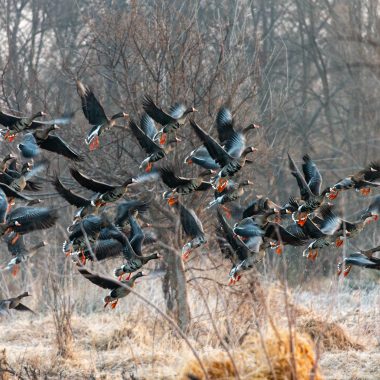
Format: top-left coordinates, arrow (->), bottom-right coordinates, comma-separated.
335,239 -> 344,248
275,246 -> 283,255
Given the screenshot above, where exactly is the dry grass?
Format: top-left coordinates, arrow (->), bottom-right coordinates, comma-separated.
0,278 -> 379,379
298,317 -> 363,352
180,330 -> 322,380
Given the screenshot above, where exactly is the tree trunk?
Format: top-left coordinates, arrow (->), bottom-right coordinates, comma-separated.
162,248 -> 191,332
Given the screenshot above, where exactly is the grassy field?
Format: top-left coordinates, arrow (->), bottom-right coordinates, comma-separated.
1,267 -> 379,380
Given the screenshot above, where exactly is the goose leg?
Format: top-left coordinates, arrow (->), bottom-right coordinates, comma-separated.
275,245 -> 283,255
360,187 -> 371,196
159,133 -> 167,145
221,205 -> 231,219
89,136 -> 100,151
145,162 -> 153,173
11,233 -> 20,245
11,264 -> 20,277
217,178 -> 228,193
80,251 -> 86,265
343,265 -> 352,277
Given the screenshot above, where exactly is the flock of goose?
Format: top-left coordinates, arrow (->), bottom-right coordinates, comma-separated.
0,80 -> 379,314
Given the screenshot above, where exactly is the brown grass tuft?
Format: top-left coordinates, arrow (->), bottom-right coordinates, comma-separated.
180,330 -> 322,380
180,351 -> 242,380
298,317 -> 363,352
0,349 -> 10,380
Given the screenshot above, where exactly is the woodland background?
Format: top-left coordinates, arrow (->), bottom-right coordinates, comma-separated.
0,1 -> 379,379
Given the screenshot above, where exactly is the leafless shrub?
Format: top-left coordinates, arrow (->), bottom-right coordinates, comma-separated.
49,279 -> 74,359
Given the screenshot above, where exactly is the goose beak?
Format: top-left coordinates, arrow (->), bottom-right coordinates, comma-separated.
192,108 -> 198,112
123,112 -> 129,118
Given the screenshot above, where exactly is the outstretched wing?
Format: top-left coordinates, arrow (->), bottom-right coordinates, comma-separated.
13,303 -> 35,313
179,203 -> 204,239
190,120 -> 232,168
140,113 -> 157,140
169,103 -> 187,119
69,167 -> 115,193
38,135 -> 83,161
0,111 -> 20,127
76,81 -> 108,125
8,207 -> 58,233
159,167 -> 191,188
215,107 -> 234,144
53,177 -> 92,207
265,223 -> 306,246
142,95 -> 176,126
216,208 -> 251,261
78,266 -> 121,289
114,200 -> 149,227
288,153 -> 313,201
302,155 -> 322,196
129,119 -> 163,154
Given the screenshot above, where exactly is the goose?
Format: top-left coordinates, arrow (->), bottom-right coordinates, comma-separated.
142,95 -> 197,145
77,266 -> 145,309
76,80 -> 128,150
190,120 -> 256,192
